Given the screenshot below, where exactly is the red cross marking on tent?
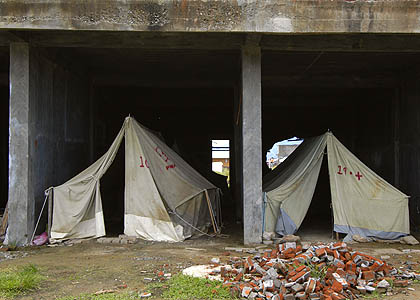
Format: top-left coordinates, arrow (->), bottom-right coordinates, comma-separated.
355,171 -> 363,181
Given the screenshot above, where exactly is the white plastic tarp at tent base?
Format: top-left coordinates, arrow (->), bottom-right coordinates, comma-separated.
49,117 -> 221,243
263,132 -> 410,241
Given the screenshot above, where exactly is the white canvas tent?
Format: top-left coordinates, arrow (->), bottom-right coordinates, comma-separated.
49,116 -> 221,243
263,132 -> 410,241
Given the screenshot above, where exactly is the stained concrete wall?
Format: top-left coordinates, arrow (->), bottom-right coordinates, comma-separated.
31,49 -> 91,235
7,46 -> 90,244
400,75 -> 420,231
0,1 -> 419,33
0,85 -> 8,210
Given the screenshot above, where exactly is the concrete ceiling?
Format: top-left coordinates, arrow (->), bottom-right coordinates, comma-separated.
49,47 -> 420,89
51,48 -> 240,87
263,51 -> 420,88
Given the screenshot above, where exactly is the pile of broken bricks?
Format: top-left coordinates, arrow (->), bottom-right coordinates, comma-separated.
210,242 -> 419,300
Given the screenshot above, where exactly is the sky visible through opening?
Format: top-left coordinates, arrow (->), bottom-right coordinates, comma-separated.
267,137 -> 303,169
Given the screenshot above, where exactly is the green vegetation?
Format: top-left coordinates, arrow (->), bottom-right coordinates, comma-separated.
58,292 -> 141,300
361,290 -> 384,299
57,292 -> 139,300
162,274 -> 233,300
304,261 -> 327,280
0,264 -> 44,298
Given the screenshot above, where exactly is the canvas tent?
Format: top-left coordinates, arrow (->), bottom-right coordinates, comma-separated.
48,116 -> 221,243
263,132 -> 410,241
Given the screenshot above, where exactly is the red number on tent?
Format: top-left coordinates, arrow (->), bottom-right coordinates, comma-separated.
155,147 -> 162,157
337,165 -> 343,175
343,167 -> 347,175
166,164 -> 176,170
162,153 -> 169,163
139,156 -> 149,168
155,146 -> 175,170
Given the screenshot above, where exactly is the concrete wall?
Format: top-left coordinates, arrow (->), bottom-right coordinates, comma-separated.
400,75 -> 420,230
0,85 -> 7,210
0,1 -> 419,33
31,49 -> 91,232
7,46 -> 90,244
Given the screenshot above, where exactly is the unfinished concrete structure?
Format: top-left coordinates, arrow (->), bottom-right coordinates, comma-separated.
2,0 -> 420,245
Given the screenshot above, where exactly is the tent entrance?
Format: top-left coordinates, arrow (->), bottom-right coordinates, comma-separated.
101,143 -> 125,236
297,158 -> 333,241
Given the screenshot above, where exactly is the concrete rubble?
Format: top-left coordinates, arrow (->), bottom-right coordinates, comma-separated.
201,242 -> 420,300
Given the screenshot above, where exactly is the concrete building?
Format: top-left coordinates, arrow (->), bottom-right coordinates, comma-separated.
1,0 -> 420,245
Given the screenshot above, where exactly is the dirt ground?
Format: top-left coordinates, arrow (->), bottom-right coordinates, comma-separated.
1,231 -> 420,300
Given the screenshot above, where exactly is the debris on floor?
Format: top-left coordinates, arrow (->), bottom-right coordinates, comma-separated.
350,234 -> 419,245
0,246 -> 28,262
94,289 -> 117,295
190,241 -> 420,299
97,235 -> 138,244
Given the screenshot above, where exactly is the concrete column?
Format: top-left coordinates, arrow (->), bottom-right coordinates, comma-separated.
8,43 -> 34,245
232,85 -> 243,222
241,40 -> 263,244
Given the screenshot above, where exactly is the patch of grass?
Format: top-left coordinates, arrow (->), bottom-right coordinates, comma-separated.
0,264 -> 44,298
56,292 -> 139,300
304,260 -> 327,280
162,274 -> 234,300
361,290 -> 385,299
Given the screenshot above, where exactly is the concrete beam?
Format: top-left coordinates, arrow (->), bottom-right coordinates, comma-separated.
16,32 -> 420,53
1,1 -> 420,33
8,42 -> 34,246
0,31 -> 25,46
241,40 -> 262,245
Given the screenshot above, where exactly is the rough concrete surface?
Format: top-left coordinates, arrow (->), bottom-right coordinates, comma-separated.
0,0 -> 420,33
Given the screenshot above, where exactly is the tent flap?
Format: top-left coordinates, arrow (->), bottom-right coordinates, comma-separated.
264,134 -> 326,235
50,121 -> 127,242
327,132 -> 409,238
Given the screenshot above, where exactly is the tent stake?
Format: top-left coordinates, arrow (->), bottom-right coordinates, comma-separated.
204,190 -> 218,234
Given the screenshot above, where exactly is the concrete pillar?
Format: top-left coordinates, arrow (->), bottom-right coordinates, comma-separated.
232,85 -> 243,223
8,43 -> 34,245
241,40 -> 263,244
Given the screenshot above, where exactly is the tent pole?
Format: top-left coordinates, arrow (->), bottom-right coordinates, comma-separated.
30,191 -> 49,245
47,188 -> 53,239
204,190 -> 218,234
330,203 -> 334,240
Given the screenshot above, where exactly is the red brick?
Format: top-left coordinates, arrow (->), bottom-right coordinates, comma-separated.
345,261 -> 356,273
296,265 -> 306,272
394,280 -> 410,287
331,280 -> 343,293
331,293 -> 345,300
362,271 -> 375,281
316,248 -> 327,257
344,253 -> 351,261
290,270 -> 307,282
234,272 -> 243,281
369,261 -> 383,272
